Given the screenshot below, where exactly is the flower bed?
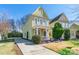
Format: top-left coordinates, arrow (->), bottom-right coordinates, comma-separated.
44,40 -> 79,55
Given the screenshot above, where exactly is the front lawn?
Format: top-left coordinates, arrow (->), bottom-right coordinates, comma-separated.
44,40 -> 79,55
0,39 -> 22,55
0,42 -> 16,55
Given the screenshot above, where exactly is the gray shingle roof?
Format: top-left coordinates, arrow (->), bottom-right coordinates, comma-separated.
49,13 -> 64,24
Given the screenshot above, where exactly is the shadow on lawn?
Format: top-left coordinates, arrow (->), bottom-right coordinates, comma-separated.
0,39 -> 14,43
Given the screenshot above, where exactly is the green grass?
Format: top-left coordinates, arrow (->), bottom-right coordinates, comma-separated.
0,42 -> 16,55
58,40 -> 79,55
0,39 -> 14,43
58,48 -> 75,55
69,40 -> 79,46
0,39 -> 16,55
45,39 -> 79,55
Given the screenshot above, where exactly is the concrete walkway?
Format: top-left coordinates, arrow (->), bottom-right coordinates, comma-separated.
15,38 -> 59,55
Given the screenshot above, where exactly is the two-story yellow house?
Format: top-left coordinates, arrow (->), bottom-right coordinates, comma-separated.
22,7 -> 50,40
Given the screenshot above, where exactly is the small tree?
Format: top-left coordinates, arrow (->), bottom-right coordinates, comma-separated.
64,29 -> 70,40
53,22 -> 64,40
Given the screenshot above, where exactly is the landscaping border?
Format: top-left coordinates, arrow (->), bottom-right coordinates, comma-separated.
14,43 -> 23,55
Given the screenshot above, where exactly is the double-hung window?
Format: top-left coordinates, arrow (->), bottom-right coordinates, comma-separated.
40,19 -> 42,25
35,18 -> 38,25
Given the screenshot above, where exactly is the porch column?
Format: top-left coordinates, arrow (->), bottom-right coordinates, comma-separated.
36,28 -> 38,35
46,28 -> 48,37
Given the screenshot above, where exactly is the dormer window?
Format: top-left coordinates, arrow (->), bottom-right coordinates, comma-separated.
35,18 -> 38,25
38,10 -> 43,17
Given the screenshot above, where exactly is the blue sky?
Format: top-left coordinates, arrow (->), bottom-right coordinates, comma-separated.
0,4 -> 78,21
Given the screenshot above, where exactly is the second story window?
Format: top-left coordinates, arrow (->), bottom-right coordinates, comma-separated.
44,20 -> 46,25
40,19 -> 42,25
45,21 -> 47,25
35,18 -> 38,25
44,20 -> 48,26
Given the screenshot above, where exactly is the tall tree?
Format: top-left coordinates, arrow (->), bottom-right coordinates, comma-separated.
15,19 -> 22,32
53,22 -> 64,41
70,6 -> 79,22
0,12 -> 11,39
9,19 -> 16,31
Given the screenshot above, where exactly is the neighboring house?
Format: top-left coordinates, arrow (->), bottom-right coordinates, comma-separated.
49,13 -> 69,39
49,13 -> 69,28
22,7 -> 50,40
70,23 -> 79,39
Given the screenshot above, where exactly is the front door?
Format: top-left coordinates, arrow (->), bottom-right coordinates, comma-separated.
27,32 -> 29,39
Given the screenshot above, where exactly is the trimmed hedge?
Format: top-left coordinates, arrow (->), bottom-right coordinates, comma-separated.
0,39 -> 14,43
8,31 -> 23,38
32,35 -> 41,44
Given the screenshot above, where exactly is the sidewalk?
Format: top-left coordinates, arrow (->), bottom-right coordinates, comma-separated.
15,39 -> 59,55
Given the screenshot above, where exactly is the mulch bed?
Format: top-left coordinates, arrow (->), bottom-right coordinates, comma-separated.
14,44 -> 23,55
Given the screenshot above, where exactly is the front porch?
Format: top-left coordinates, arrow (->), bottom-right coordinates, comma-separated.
32,27 -> 50,41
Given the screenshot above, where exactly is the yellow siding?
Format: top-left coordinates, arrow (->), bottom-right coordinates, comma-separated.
22,16 -> 32,40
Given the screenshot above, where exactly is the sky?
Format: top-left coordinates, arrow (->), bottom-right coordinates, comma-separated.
0,4 -> 79,21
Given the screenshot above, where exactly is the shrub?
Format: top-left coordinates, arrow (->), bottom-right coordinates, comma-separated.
64,29 -> 70,40
53,22 -> 64,40
58,48 -> 75,55
8,31 -> 23,38
32,35 -> 41,44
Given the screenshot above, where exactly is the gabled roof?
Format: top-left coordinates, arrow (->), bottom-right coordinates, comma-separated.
70,23 -> 79,28
22,7 -> 49,26
70,23 -> 79,29
32,7 -> 48,19
21,14 -> 31,25
49,13 -> 67,24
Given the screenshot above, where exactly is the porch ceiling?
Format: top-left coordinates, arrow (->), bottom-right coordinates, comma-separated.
32,26 -> 49,29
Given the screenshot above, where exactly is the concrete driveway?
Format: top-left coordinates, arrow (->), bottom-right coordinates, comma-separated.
15,38 -> 59,55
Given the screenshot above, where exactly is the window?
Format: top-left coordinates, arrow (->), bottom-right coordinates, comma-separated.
45,21 -> 48,26
45,21 -> 47,25
35,18 -> 38,25
43,20 -> 45,25
38,10 -> 43,17
38,18 -> 40,25
40,19 -> 42,24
